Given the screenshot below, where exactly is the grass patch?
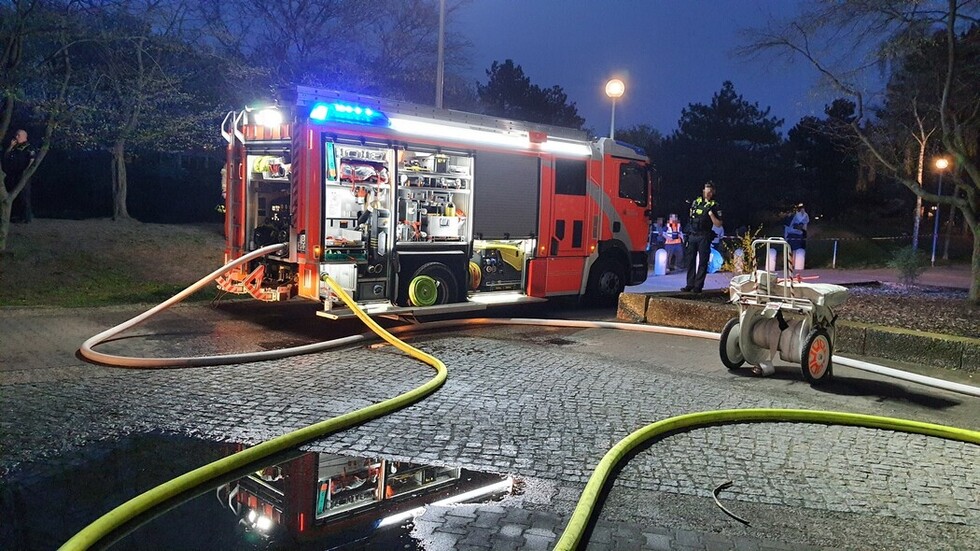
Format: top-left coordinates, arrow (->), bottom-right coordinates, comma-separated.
0,220 -> 225,308
0,261 -> 217,308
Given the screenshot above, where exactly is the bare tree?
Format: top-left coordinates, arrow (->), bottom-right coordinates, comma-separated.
61,0 -> 228,221
190,0 -> 472,106
743,0 -> 980,303
879,98 -> 936,250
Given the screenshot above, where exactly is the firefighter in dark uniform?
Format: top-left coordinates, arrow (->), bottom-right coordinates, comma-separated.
681,181 -> 723,293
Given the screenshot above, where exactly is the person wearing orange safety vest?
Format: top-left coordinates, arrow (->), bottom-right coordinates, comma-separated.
661,213 -> 684,272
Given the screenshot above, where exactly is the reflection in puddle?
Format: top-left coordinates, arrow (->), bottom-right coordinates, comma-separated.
0,434 -> 514,550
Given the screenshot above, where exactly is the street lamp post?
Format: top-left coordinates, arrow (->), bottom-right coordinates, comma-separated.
435,0 -> 445,108
605,79 -> 625,139
930,157 -> 949,266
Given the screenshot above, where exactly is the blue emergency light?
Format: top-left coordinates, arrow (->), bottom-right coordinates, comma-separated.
309,102 -> 388,126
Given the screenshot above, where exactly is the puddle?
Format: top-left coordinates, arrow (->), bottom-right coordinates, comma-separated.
0,434 -> 514,550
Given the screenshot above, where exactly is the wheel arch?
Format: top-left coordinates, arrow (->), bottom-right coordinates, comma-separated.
583,239 -> 631,292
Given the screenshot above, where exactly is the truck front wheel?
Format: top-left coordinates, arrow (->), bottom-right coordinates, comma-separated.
585,257 -> 626,305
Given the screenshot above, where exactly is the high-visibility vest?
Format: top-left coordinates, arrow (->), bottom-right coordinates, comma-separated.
664,221 -> 683,245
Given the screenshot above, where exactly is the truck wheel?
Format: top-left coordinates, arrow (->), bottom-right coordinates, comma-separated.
801,328 -> 833,384
585,257 -> 625,305
407,262 -> 459,306
719,317 -> 745,370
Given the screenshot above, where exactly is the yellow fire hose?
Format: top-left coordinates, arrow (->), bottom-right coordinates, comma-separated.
60,275 -> 447,551
551,409 -> 980,551
62,247 -> 980,550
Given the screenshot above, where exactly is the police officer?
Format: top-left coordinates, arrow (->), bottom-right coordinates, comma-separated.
3,129 -> 36,222
681,181 -> 723,293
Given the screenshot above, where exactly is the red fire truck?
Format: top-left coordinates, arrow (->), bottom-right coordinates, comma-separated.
219,87 -> 651,317
217,450 -> 511,546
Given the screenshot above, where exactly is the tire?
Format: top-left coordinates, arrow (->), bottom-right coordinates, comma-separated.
719,317 -> 745,370
585,257 -> 626,305
405,262 -> 459,306
801,328 -> 833,384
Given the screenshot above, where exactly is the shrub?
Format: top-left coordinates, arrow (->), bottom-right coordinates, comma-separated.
722,226 -> 763,274
887,246 -> 927,286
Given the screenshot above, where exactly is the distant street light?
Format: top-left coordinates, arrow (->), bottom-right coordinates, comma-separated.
605,78 -> 625,140
930,157 -> 950,266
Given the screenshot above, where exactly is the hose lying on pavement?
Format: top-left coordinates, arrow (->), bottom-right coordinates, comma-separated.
67,245 -> 980,550
60,274 -> 447,551
80,243 -> 297,368
551,409 -> 980,551
78,243 -> 980,400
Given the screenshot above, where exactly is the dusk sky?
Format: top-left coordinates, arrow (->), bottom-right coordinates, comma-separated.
453,0 -> 868,136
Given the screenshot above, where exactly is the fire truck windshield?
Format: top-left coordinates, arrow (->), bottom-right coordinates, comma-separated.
619,162 -> 648,204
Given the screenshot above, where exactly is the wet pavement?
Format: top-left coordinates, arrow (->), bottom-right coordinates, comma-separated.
1,296 -> 978,550
1,432 -> 512,550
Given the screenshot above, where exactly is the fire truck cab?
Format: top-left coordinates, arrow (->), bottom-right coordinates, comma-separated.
220,87 -> 651,318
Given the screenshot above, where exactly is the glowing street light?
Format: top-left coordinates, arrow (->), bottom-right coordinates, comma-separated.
930,157 -> 950,266
605,78 -> 625,139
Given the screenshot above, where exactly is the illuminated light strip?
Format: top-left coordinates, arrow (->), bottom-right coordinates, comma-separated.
431,478 -> 513,506
388,117 -> 528,149
377,506 -> 425,527
376,478 -> 514,528
389,117 -> 590,156
539,140 -> 592,157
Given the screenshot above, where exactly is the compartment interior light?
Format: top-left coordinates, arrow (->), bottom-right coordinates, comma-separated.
309,102 -> 388,126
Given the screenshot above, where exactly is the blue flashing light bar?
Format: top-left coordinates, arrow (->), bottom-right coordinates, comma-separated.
309,102 -> 389,126
614,140 -> 648,157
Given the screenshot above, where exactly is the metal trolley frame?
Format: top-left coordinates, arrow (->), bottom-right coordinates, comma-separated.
719,238 -> 848,384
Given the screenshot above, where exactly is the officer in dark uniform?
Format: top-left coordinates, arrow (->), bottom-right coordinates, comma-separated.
681,181 -> 723,293
3,129 -> 36,222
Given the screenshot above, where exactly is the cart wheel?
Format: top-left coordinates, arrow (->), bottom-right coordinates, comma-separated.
801,328 -> 833,384
719,317 -> 745,370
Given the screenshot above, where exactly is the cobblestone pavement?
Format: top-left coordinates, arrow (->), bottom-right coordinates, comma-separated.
1,301 -> 978,550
